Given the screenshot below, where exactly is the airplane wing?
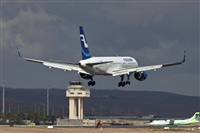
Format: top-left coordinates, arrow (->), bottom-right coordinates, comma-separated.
111,51 -> 186,76
17,47 -> 89,74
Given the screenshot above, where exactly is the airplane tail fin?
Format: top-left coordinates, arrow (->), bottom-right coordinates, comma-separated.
189,112 -> 200,122
79,26 -> 91,60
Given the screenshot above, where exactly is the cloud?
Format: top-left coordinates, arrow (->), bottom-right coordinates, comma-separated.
102,3 -> 164,27
2,8 -> 78,60
0,2 -> 198,96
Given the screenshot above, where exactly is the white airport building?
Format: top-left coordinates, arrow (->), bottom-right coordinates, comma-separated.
66,80 -> 90,120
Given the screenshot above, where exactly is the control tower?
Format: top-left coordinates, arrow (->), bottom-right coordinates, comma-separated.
66,80 -> 90,119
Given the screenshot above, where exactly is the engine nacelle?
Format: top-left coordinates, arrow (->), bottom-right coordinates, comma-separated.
134,71 -> 147,81
80,73 -> 92,80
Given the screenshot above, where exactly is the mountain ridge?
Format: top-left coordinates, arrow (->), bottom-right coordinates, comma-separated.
0,87 -> 199,118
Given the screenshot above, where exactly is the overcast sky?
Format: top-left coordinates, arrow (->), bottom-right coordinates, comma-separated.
0,0 -> 199,96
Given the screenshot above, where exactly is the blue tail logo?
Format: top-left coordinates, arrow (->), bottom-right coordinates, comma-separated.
79,26 -> 91,60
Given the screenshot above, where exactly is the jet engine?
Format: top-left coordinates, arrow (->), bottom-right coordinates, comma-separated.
134,71 -> 147,81
80,73 -> 92,80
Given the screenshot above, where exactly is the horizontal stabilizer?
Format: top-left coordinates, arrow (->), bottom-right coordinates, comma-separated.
48,59 -> 78,65
86,61 -> 113,66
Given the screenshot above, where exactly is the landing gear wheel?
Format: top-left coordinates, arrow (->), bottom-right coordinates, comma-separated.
88,81 -> 91,86
88,81 -> 96,86
126,81 -> 131,85
122,82 -> 126,87
118,82 -> 122,87
91,81 -> 95,86
118,81 -> 126,87
118,75 -> 126,87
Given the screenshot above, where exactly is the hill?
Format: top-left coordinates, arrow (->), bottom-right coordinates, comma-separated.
0,87 -> 199,118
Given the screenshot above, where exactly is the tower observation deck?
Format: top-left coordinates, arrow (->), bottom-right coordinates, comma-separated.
66,80 -> 90,119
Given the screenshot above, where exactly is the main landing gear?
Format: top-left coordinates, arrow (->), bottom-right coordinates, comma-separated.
118,75 -> 131,87
88,76 -> 96,86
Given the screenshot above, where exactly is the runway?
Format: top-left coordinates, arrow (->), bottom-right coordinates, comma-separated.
0,125 -> 200,133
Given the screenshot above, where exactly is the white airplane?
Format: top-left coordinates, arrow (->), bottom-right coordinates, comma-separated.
150,112 -> 200,125
17,26 -> 185,87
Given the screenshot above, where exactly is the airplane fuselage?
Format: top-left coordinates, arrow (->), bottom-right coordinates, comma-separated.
150,120 -> 171,125
150,119 -> 195,126
79,56 -> 138,75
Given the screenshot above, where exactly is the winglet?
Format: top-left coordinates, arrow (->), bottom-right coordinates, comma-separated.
17,46 -> 22,58
16,46 -> 44,63
162,50 -> 186,67
182,50 -> 186,63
